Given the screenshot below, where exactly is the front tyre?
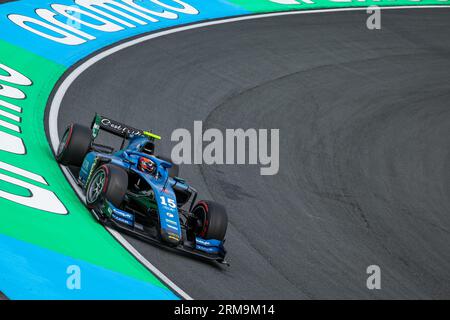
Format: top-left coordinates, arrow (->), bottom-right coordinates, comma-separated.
56,124 -> 91,166
191,200 -> 228,241
86,164 -> 128,209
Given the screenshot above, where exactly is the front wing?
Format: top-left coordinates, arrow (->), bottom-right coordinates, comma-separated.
92,200 -> 229,265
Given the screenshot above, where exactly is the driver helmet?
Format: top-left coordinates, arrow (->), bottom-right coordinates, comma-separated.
138,157 -> 156,175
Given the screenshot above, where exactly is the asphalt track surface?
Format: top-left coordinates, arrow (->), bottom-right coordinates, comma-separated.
57,9 -> 450,299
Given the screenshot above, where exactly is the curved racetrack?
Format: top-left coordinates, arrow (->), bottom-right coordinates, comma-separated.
56,8 -> 450,299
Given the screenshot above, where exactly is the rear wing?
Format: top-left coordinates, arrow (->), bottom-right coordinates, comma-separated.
90,114 -> 161,141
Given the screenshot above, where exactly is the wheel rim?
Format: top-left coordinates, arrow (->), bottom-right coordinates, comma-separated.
57,128 -> 70,157
86,170 -> 106,204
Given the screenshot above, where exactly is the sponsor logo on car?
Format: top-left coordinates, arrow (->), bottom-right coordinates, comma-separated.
166,212 -> 174,218
166,219 -> 178,225
195,245 -> 219,254
112,213 -> 133,226
100,118 -> 142,137
113,209 -> 134,221
168,234 -> 180,242
166,224 -> 179,231
196,238 -> 212,246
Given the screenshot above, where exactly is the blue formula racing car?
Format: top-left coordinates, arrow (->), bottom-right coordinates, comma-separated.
56,114 -> 229,265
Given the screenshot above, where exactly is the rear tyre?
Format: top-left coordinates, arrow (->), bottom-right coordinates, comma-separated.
157,155 -> 180,178
86,164 -> 128,209
191,200 -> 228,241
56,124 -> 91,166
